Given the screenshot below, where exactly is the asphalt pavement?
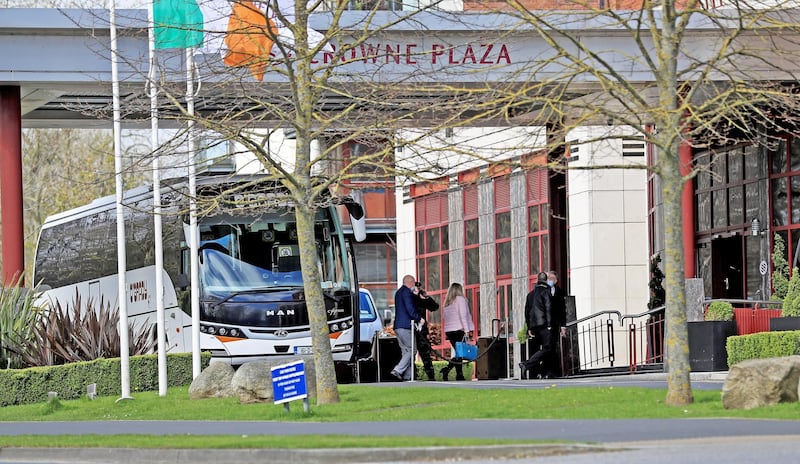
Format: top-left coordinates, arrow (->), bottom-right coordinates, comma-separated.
1,371 -> 796,464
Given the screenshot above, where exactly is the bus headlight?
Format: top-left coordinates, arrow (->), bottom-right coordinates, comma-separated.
331,323 -> 339,332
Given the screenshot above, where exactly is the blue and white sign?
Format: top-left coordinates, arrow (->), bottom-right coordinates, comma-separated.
271,360 -> 308,405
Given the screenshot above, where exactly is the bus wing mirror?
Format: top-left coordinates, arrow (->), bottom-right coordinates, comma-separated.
175,273 -> 189,290
345,190 -> 367,242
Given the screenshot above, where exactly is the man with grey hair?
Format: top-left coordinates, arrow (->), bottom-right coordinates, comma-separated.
390,275 -> 422,381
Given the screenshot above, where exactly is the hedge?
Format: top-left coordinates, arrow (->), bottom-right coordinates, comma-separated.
727,331 -> 800,366
0,352 -> 210,406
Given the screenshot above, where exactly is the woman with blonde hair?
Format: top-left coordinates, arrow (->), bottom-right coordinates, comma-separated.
440,282 -> 475,381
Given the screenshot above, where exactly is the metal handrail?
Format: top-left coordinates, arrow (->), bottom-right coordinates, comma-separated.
565,310 -> 624,327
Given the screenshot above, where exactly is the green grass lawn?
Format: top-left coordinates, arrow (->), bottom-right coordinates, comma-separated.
0,383 -> 798,449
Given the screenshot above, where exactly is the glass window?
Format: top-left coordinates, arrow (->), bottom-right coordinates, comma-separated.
425,256 -> 442,291
729,186 -> 743,226
793,176 -> 800,224
529,205 -> 540,232
426,228 -> 440,253
497,242 -> 512,276
791,137 -> 800,173
728,150 -> 743,183
697,192 -> 711,232
745,184 -> 760,225
744,145 -> 760,179
772,139 -> 787,174
416,230 -> 424,254
773,178 -> 789,227
712,189 -> 727,228
698,244 -> 712,298
529,236 -> 540,275
712,153 -> 727,186
465,219 -> 479,245
441,225 -> 449,251
746,235 -> 761,299
466,248 -> 480,285
496,212 -> 511,239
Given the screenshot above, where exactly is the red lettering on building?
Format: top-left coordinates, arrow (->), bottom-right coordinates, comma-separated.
462,44 -> 476,64
405,44 -> 417,64
432,44 -> 445,64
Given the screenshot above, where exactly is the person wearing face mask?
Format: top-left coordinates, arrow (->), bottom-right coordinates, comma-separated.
546,270 -> 567,378
519,272 -> 552,380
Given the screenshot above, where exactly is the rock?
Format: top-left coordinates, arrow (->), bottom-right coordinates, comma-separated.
231,356 -> 316,404
188,362 -> 235,399
722,356 -> 800,410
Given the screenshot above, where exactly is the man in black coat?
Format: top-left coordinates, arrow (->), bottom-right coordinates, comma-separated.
546,270 -> 567,378
413,283 -> 439,381
519,272 -> 552,379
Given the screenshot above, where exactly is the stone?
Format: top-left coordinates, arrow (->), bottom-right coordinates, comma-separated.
188,362 -> 235,399
722,356 -> 800,410
230,356 -> 316,404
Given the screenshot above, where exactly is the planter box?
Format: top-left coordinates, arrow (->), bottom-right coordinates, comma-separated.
769,316 -> 800,332
688,320 -> 737,372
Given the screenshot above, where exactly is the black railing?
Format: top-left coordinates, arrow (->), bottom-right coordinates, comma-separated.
562,310 -> 622,375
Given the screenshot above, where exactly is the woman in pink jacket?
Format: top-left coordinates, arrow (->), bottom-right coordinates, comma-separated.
440,282 -> 475,381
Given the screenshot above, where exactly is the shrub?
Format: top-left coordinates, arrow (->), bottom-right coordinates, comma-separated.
705,301 -> 734,321
783,268 -> 800,317
772,234 -> 790,301
0,352 -> 208,406
5,290 -> 154,368
727,331 -> 800,366
0,283 -> 42,369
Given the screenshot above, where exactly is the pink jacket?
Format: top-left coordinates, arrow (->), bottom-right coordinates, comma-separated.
443,295 -> 475,333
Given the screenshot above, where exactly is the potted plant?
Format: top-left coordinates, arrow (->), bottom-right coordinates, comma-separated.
688,301 -> 737,372
771,266 -> 800,331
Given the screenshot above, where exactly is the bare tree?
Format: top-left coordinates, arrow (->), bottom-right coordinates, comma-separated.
474,0 -> 800,404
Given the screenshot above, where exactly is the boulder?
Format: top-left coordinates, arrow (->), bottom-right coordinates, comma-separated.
188,362 -> 235,399
722,355 -> 800,410
231,356 -> 316,404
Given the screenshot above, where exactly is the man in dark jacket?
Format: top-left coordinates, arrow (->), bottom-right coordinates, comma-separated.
546,270 -> 567,378
413,284 -> 439,381
390,275 -> 422,381
519,272 -> 552,379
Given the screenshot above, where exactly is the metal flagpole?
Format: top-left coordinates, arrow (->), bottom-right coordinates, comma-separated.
186,49 -> 201,378
109,0 -> 132,401
147,1 -> 167,396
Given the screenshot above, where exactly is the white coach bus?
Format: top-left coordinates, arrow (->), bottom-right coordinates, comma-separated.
32,175 -> 367,365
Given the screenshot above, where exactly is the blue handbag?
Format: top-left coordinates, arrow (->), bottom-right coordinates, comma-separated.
455,339 -> 478,361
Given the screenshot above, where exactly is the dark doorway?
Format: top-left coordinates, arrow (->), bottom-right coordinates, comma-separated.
711,235 -> 744,299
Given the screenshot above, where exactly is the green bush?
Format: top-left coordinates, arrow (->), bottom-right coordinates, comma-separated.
705,301 -> 734,321
772,234 -> 790,301
783,268 -> 800,317
727,331 -> 800,366
0,352 -> 210,406
0,284 -> 42,369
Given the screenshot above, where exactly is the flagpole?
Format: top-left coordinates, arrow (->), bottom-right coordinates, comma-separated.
186,49 -> 201,379
109,0 -> 132,401
147,0 -> 168,397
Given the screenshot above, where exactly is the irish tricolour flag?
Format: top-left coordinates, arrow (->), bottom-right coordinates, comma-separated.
153,0 -> 328,80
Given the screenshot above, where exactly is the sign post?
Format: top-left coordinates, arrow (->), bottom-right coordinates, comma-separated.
271,360 -> 310,413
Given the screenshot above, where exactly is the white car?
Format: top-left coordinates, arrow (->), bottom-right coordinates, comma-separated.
358,288 -> 385,356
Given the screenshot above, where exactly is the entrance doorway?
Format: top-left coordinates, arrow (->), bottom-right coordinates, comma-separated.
711,235 -> 744,299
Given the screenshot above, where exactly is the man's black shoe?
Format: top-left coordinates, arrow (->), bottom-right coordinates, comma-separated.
389,370 -> 403,381
518,362 -> 527,380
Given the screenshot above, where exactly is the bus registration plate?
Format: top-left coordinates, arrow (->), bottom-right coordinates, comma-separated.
294,346 -> 313,355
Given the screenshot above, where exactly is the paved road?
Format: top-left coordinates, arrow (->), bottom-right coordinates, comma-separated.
0,371 -> 795,464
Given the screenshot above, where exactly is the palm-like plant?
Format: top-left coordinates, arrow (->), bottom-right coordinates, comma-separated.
0,283 -> 42,369
5,290 -> 154,367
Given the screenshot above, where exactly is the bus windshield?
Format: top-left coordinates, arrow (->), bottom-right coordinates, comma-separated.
196,216 -> 350,294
